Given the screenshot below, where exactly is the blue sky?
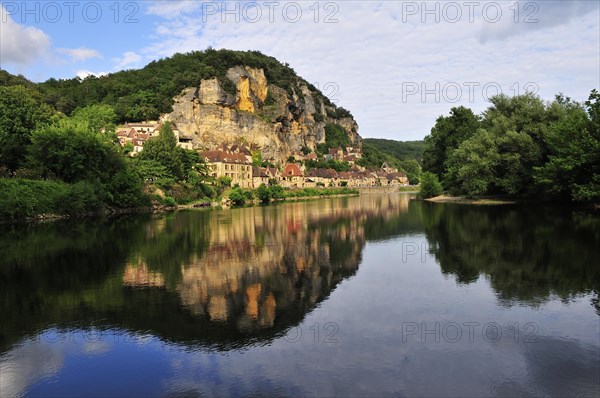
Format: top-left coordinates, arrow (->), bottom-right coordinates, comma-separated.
1,0 -> 599,140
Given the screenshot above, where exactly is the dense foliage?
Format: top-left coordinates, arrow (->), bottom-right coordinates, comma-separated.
0,179 -> 103,219
422,90 -> 600,202
0,85 -> 55,171
0,95 -> 208,220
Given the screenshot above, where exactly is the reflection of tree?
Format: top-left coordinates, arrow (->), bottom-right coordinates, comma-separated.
419,203 -> 600,311
0,194 -> 413,352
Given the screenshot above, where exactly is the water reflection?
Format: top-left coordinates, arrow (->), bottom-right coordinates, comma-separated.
0,194 -> 411,352
418,202 -> 600,313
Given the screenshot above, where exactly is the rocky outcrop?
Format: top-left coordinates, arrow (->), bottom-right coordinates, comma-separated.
163,66 -> 361,164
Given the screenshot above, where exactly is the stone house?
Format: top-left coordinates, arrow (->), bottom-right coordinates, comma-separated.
201,149 -> 253,188
282,163 -> 304,188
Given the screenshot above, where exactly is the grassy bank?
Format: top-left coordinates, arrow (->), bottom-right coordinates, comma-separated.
228,185 -> 359,206
283,187 -> 359,198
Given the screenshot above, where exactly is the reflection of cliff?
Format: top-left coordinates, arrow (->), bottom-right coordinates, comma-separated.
175,194 -> 410,331
419,203 -> 600,312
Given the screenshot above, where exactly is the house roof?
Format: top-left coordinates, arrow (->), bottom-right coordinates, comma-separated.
306,168 -> 338,178
252,166 -> 269,178
266,167 -> 279,176
283,163 -> 303,177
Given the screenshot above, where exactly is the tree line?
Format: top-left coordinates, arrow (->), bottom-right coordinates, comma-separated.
420,90 -> 600,202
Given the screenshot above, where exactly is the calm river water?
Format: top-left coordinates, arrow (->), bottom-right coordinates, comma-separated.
1,194 -> 599,397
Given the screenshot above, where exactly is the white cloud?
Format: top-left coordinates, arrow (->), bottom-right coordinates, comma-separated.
57,47 -> 102,62
0,5 -> 51,66
76,70 -> 108,79
112,51 -> 143,70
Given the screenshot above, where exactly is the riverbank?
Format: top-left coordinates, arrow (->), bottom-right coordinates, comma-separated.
1,184 -> 363,224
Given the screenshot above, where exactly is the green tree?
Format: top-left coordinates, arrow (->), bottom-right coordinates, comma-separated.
217,176 -> 232,187
318,123 -> 351,154
28,121 -> 123,184
138,122 -> 186,180
419,172 -> 443,198
422,106 -> 480,182
132,158 -> 174,184
252,150 -> 263,166
494,130 -> 540,195
534,90 -> 600,201
71,104 -> 117,134
445,129 -> 500,196
0,85 -> 54,171
105,165 -> 148,207
257,184 -> 271,203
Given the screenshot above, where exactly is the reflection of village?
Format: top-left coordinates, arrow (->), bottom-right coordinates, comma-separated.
117,122 -> 409,189
122,194 -> 410,331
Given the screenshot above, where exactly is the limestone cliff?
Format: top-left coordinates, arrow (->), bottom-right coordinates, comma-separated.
162,65 -> 361,163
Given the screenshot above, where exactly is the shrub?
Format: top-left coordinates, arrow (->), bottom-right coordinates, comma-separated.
163,196 -> 176,207
257,184 -> 271,203
229,187 -> 247,205
419,172 -> 443,198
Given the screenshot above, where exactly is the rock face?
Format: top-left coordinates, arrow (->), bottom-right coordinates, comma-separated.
163,66 -> 361,163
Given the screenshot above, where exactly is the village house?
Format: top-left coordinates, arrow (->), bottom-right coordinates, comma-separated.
306,168 -> 340,187
326,147 -> 344,161
385,172 -> 409,186
281,163 -> 304,188
117,121 -> 194,153
200,147 -> 253,188
252,166 -> 280,187
252,166 -> 270,187
324,146 -> 363,163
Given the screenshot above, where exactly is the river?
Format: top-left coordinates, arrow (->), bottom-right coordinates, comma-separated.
1,193 -> 598,397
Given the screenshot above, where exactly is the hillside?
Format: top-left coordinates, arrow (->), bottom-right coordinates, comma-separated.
363,139 -> 424,162
3,48 -> 362,163
357,138 -> 424,183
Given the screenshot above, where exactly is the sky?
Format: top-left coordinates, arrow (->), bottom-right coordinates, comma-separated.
1,0 -> 599,140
